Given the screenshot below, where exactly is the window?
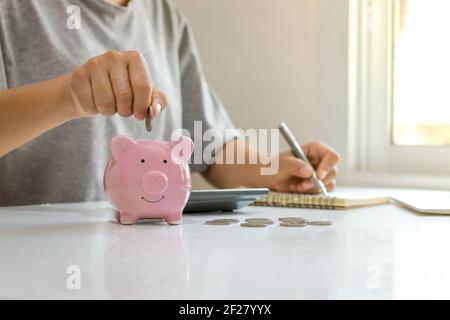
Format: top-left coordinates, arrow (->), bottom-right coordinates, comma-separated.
319,0 -> 450,189
393,0 -> 450,146
352,0 -> 450,179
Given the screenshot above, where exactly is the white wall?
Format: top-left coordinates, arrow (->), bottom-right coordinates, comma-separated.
172,0 -> 322,188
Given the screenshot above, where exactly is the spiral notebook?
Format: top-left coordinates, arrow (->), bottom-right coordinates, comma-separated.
252,192 -> 390,210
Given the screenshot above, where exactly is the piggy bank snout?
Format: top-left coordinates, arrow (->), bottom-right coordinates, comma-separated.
140,171 -> 169,195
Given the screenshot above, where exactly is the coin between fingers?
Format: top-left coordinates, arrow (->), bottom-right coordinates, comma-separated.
145,106 -> 153,132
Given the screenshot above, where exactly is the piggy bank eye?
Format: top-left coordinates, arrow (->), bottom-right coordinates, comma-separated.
141,159 -> 145,163
163,160 -> 167,164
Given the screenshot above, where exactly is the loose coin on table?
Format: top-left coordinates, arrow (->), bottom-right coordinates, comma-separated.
212,219 -> 240,224
307,220 -> 333,226
205,220 -> 235,226
245,218 -> 274,225
279,217 -> 307,223
240,222 -> 268,228
280,221 -> 308,227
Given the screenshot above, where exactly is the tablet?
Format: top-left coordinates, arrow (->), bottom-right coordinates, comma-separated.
393,194 -> 450,215
183,188 -> 269,213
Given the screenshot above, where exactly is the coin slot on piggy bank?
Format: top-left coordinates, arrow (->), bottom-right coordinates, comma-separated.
103,135 -> 194,225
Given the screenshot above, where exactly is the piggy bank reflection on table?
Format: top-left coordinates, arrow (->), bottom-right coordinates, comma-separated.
104,226 -> 189,299
104,135 -> 194,225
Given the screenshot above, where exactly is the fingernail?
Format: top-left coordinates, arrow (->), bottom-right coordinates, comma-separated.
153,102 -> 162,116
300,166 -> 312,177
136,114 -> 145,121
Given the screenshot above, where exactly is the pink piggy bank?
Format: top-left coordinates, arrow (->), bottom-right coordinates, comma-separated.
104,135 -> 194,225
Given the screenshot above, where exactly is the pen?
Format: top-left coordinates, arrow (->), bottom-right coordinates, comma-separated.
278,122 -> 329,196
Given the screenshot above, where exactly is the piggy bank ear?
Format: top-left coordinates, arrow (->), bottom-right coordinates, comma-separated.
111,135 -> 137,160
170,136 -> 194,163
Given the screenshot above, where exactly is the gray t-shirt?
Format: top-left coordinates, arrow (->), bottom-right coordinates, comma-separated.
0,0 -> 237,206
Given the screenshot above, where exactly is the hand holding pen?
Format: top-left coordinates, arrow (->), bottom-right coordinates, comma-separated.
278,122 -> 339,195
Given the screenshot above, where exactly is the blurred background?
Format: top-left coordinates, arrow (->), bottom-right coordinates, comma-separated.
174,0 -> 321,188
173,0 -> 450,189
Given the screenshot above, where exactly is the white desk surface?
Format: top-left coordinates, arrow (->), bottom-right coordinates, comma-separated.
1,188 -> 450,300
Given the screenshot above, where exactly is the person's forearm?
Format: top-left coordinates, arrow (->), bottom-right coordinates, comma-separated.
203,139 -> 271,189
0,74 -> 76,157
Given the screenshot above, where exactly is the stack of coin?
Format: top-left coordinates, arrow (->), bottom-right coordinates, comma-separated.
239,218 -> 274,228
280,222 -> 307,227
279,217 -> 333,227
240,222 -> 268,228
307,220 -> 333,226
204,216 -> 333,228
205,218 -> 240,226
279,217 -> 308,227
279,217 -> 307,224
245,218 -> 274,225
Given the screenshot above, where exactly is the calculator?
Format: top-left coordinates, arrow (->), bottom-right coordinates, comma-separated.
183,188 -> 269,213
